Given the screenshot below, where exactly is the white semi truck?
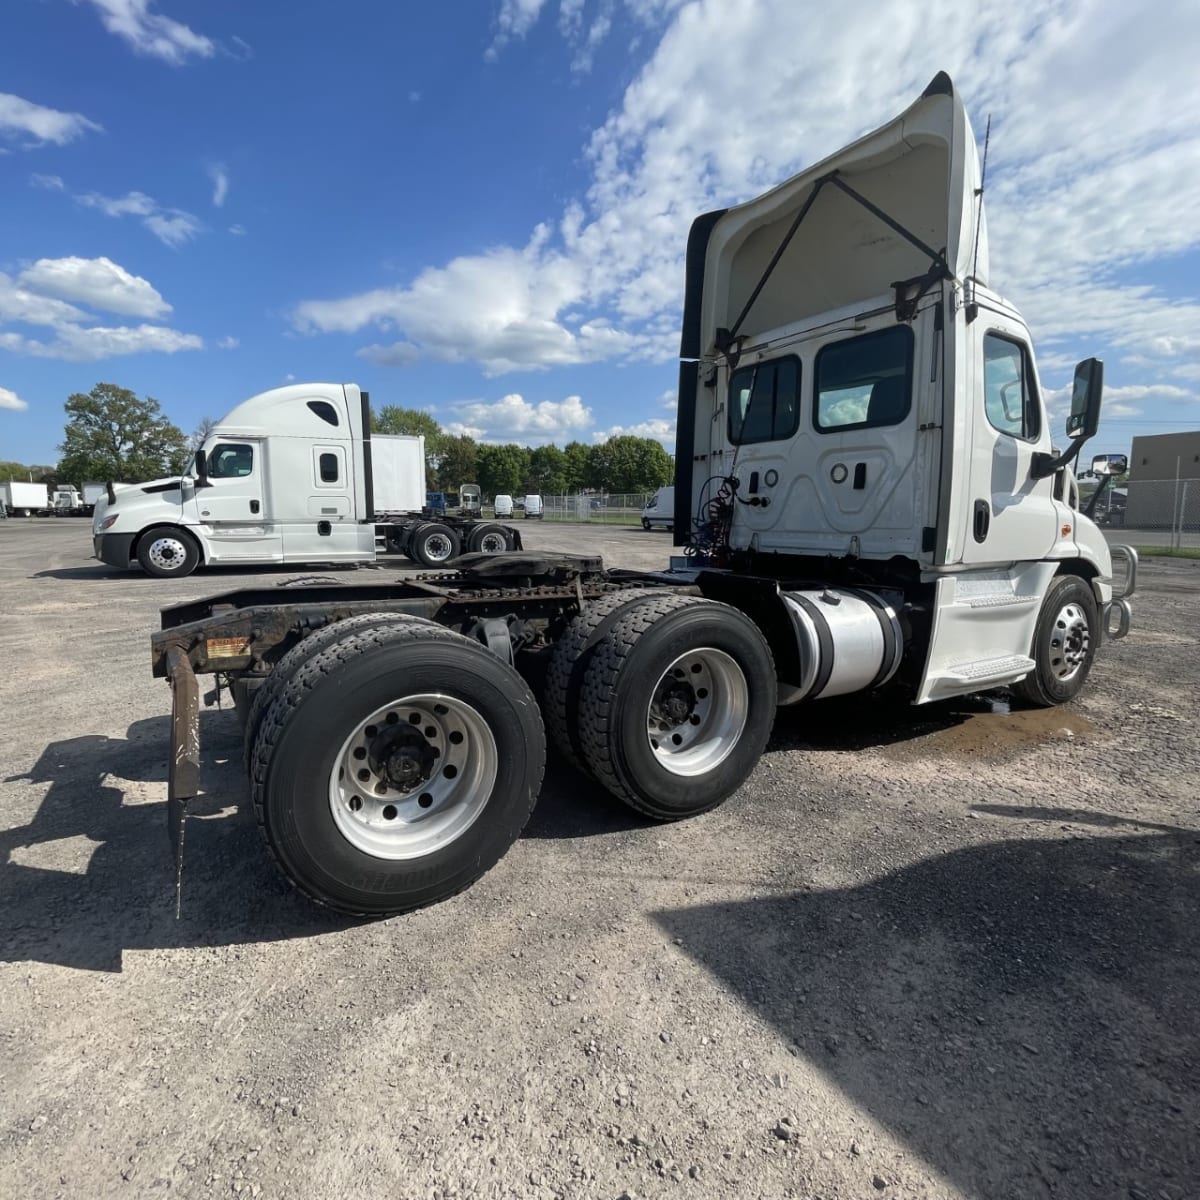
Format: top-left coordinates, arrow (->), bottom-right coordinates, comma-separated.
151,74 -> 1135,917
92,391 -> 520,576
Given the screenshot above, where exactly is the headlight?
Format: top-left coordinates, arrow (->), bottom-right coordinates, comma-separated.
100,514 -> 119,530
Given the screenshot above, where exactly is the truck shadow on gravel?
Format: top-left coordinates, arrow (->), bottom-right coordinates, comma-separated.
655,816 -> 1200,1200
0,714 -> 354,973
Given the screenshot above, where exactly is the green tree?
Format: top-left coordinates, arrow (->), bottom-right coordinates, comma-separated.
437,434 -> 479,493
371,405 -> 445,488
190,416 -> 219,450
477,443 -> 531,497
587,435 -> 673,493
57,383 -> 189,483
528,444 -> 567,494
0,461 -> 56,483
562,441 -> 591,492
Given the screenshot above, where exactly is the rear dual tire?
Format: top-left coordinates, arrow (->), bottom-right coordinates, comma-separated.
249,621 -> 545,916
548,593 -> 776,819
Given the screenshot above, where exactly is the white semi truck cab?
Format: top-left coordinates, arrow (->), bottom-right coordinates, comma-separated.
93,384 -> 519,576
149,74 -> 1136,920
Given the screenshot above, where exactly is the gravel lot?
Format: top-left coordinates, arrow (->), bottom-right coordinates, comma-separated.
1,519 -> 1197,1200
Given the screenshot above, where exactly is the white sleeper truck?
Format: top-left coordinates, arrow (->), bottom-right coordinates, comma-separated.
92,388 -> 520,576
151,74 -> 1135,917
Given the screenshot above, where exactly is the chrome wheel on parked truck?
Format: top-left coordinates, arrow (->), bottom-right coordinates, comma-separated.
249,620 -> 545,915
137,526 -> 200,578
329,692 -> 497,859
1014,575 -> 1099,707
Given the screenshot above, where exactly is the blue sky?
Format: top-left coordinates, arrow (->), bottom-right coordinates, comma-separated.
2,0 -> 1199,468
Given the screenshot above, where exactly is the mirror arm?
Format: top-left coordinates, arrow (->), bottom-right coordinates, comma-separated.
1082,472 -> 1111,519
1031,435 -> 1088,480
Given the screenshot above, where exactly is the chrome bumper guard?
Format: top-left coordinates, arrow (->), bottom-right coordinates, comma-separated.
1105,544 -> 1138,641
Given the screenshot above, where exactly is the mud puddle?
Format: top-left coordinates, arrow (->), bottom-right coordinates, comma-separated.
772,692 -> 1094,761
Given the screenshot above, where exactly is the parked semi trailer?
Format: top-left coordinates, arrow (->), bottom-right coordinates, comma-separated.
150,74 -> 1136,916
91,394 -> 520,577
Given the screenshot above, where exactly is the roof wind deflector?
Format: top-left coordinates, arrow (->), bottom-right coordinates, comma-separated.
716,171 -> 954,365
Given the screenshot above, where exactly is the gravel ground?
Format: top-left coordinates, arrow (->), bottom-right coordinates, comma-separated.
1,519 -> 1197,1200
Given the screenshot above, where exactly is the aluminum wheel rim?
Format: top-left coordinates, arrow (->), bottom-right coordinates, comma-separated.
423,533 -> 455,562
329,693 -> 497,859
148,536 -> 187,571
646,647 -> 748,776
1047,601 -> 1090,681
478,531 -> 508,553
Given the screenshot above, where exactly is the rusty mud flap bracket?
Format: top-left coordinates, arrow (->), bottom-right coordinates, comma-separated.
166,645 -> 200,917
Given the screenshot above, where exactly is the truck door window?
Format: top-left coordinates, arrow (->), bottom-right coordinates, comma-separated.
983,334 -> 1041,440
209,443 -> 254,478
319,452 -> 340,483
728,356 -> 800,444
814,325 -> 913,432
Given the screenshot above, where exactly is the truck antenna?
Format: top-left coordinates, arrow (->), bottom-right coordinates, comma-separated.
965,113 -> 991,323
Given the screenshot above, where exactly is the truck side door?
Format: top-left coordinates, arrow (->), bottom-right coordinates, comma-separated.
959,309 -> 1059,565
196,439 -> 283,562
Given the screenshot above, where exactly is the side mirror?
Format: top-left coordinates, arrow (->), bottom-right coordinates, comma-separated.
194,449 -> 210,487
1031,357 -> 1105,479
1090,452 -> 1127,477
1066,357 -> 1103,440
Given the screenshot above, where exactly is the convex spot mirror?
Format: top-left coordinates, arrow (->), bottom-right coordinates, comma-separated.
1067,357 -> 1104,440
1091,453 -> 1128,477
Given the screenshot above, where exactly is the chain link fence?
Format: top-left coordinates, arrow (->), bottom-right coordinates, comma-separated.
1090,478 -> 1200,549
535,493 -> 657,525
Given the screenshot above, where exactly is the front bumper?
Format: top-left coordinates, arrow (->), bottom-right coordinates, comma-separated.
94,531 -> 136,568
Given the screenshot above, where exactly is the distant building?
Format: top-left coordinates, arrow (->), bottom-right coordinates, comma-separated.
1127,431 -> 1200,529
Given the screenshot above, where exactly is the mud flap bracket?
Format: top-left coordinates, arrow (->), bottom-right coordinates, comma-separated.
166,646 -> 200,918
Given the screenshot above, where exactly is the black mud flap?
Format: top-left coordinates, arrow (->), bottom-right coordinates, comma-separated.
165,646 -> 200,918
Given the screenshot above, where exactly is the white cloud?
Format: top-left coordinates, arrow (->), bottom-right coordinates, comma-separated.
296,0 -> 1200,421
228,223 -> 246,236
0,273 -> 89,327
77,189 -> 203,247
0,93 -> 100,147
144,211 -> 202,247
0,324 -> 203,361
0,386 -> 29,412
208,163 -> 228,207
29,173 -> 64,190
18,256 -> 171,319
76,190 -> 157,218
1,257 -> 200,362
83,0 -> 215,65
216,335 -> 239,349
593,417 -> 675,446
443,393 -> 593,444
297,234 -> 664,374
571,11 -> 613,74
485,0 -> 549,58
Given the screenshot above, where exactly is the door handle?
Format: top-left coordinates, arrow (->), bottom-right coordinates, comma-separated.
973,499 -> 990,543
250,500 -> 260,514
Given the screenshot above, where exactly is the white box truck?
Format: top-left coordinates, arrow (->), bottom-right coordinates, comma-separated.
91,390 -> 520,577
1,481 -> 49,517
149,74 -> 1136,919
